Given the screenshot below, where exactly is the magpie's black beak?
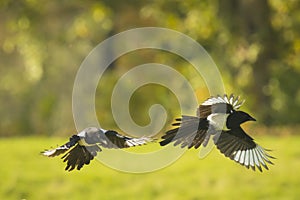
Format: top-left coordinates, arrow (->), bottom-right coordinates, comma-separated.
249,116 -> 256,121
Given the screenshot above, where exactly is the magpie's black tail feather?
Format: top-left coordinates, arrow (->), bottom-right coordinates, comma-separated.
160,116 -> 203,147
160,128 -> 179,146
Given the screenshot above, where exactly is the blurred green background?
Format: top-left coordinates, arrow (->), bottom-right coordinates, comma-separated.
1,0 -> 300,199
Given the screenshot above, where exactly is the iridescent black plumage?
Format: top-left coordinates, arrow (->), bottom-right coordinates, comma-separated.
160,94 -> 275,172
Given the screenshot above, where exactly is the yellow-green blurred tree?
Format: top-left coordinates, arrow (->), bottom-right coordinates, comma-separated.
141,0 -> 300,125
1,0 -> 300,136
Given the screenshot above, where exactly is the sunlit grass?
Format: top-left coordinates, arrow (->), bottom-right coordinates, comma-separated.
0,135 -> 298,200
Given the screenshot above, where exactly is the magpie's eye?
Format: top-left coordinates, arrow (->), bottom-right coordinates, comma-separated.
230,110 -> 233,114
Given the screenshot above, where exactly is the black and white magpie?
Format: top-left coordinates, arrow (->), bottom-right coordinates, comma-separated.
42,127 -> 152,171
160,94 -> 275,172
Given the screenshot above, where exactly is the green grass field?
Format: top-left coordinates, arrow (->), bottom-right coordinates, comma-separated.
0,135 -> 298,200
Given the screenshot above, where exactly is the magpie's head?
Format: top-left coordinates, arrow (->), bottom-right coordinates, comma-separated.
226,111 -> 256,129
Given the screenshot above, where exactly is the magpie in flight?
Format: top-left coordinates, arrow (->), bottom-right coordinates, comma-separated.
42,127 -> 152,171
160,94 -> 275,172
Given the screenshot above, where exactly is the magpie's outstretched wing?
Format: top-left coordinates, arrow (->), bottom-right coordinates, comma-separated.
42,135 -> 80,157
61,144 -> 101,171
42,134 -> 102,171
160,116 -> 209,149
99,130 -> 153,149
197,94 -> 244,118
215,127 -> 275,172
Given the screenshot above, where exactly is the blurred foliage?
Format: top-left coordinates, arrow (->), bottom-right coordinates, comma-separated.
0,0 -> 300,136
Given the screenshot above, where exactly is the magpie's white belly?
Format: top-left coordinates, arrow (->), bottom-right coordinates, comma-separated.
207,113 -> 229,130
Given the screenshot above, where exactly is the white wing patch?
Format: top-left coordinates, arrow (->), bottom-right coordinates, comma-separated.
201,94 -> 245,109
233,144 -> 274,172
207,113 -> 229,130
125,137 -> 153,147
42,145 -> 69,157
77,130 -> 86,137
42,149 -> 58,156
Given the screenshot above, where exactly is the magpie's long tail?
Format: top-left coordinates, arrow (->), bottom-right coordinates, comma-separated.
41,135 -> 80,157
160,115 -> 205,148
